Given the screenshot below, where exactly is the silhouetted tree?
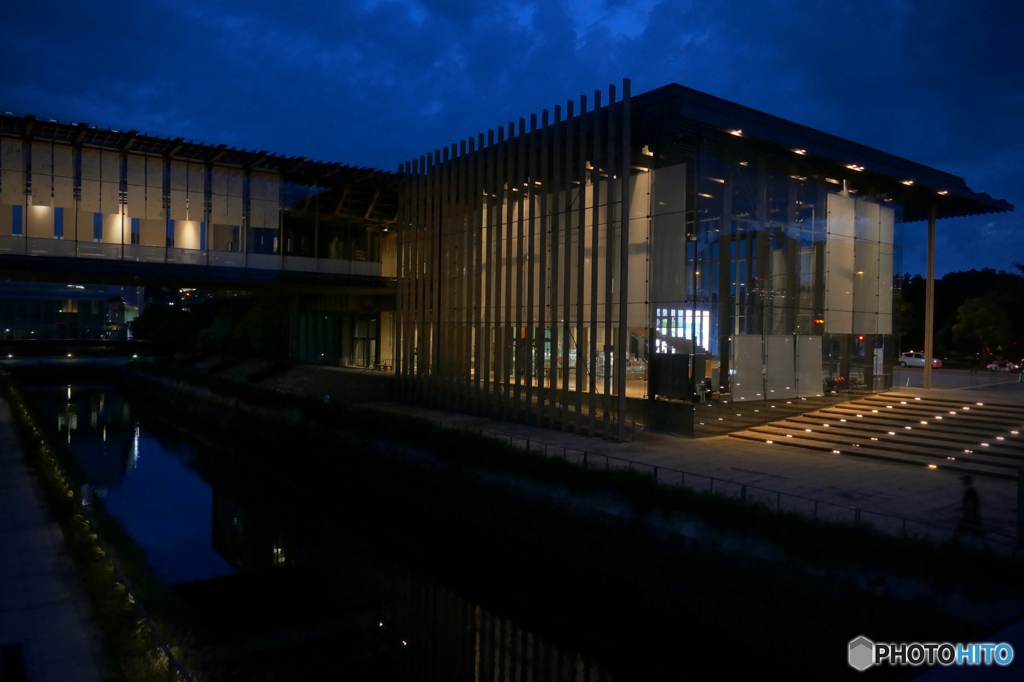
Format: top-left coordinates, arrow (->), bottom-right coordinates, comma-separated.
952,295 -> 1012,365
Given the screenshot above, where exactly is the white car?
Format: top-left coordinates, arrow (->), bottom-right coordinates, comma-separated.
899,352 -> 941,368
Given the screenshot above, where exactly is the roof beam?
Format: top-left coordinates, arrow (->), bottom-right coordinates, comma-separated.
333,186 -> 350,216
208,143 -> 228,164
166,137 -> 184,158
363,189 -> 380,220
119,130 -> 138,151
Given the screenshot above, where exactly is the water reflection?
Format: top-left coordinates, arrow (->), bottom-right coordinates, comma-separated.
31,384 -> 234,584
30,382 -> 615,681
204,486 -> 612,681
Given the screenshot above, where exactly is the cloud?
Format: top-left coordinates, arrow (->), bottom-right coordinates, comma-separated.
0,0 -> 1019,274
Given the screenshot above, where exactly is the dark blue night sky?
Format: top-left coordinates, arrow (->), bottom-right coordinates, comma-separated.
2,0 -> 1020,276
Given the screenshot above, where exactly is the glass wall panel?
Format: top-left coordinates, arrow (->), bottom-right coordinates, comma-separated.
684,153 -> 903,401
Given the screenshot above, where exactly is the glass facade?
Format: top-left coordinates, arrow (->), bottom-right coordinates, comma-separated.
281,182 -> 382,263
391,82 -> 952,440
644,153 -> 904,406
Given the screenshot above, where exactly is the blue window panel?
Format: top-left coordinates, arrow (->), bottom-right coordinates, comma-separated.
200,221 -> 206,250
54,207 -> 64,239
93,212 -> 102,242
131,218 -> 140,245
166,218 -> 174,247
12,205 -> 22,236
252,228 -> 278,254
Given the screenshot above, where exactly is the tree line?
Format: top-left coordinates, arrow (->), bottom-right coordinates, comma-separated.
899,265 -> 1024,366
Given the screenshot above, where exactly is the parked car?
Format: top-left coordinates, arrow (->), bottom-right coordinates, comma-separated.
987,360 -> 1020,372
899,352 -> 941,368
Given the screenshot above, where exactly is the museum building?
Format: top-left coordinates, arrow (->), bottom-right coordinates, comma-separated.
0,81 -> 1012,439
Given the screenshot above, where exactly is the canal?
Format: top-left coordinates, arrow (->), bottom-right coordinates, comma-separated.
26,376 -> 628,681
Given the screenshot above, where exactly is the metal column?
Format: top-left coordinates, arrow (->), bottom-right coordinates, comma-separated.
923,203 -> 936,390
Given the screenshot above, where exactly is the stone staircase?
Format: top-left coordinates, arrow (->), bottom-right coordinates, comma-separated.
728,392 -> 1024,480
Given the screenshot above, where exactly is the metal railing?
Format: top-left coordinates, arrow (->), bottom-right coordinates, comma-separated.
431,418 -> 1019,551
0,235 -> 382,276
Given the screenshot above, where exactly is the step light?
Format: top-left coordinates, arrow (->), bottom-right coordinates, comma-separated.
888,431 -> 896,435
833,449 -> 841,453
928,465 -> 937,469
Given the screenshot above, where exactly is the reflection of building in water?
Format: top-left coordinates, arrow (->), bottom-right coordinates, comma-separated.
211,488 -> 310,570
209,486 -> 610,680
54,387 -> 136,487
383,573 -> 612,682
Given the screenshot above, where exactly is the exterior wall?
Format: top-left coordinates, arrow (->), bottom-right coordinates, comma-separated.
395,83 -> 635,439
393,82 -> 905,439
0,135 -> 286,257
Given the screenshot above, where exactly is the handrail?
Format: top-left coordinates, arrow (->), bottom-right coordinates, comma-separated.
0,235 -> 383,277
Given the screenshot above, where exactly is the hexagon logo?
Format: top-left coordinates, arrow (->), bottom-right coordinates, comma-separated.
849,636 -> 875,671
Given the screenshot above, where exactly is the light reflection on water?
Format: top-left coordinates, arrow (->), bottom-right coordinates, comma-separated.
30,382 -> 616,681
34,384 -> 236,584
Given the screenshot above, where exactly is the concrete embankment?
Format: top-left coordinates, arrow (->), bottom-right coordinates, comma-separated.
121,366 -> 1024,681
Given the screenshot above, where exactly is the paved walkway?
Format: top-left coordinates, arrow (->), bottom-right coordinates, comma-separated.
368,400 -> 1019,543
253,364 -> 1020,544
0,398 -> 103,681
899,367 -> 1024,396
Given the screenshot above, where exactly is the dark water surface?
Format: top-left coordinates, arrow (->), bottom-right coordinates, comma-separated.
30,384 -> 235,583
28,381 -> 622,681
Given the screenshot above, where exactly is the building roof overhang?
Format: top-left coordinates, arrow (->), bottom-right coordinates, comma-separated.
632,84 -> 1013,223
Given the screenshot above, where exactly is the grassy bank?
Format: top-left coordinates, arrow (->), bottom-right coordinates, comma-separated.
131,360 -> 1022,594
0,367 -> 199,682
